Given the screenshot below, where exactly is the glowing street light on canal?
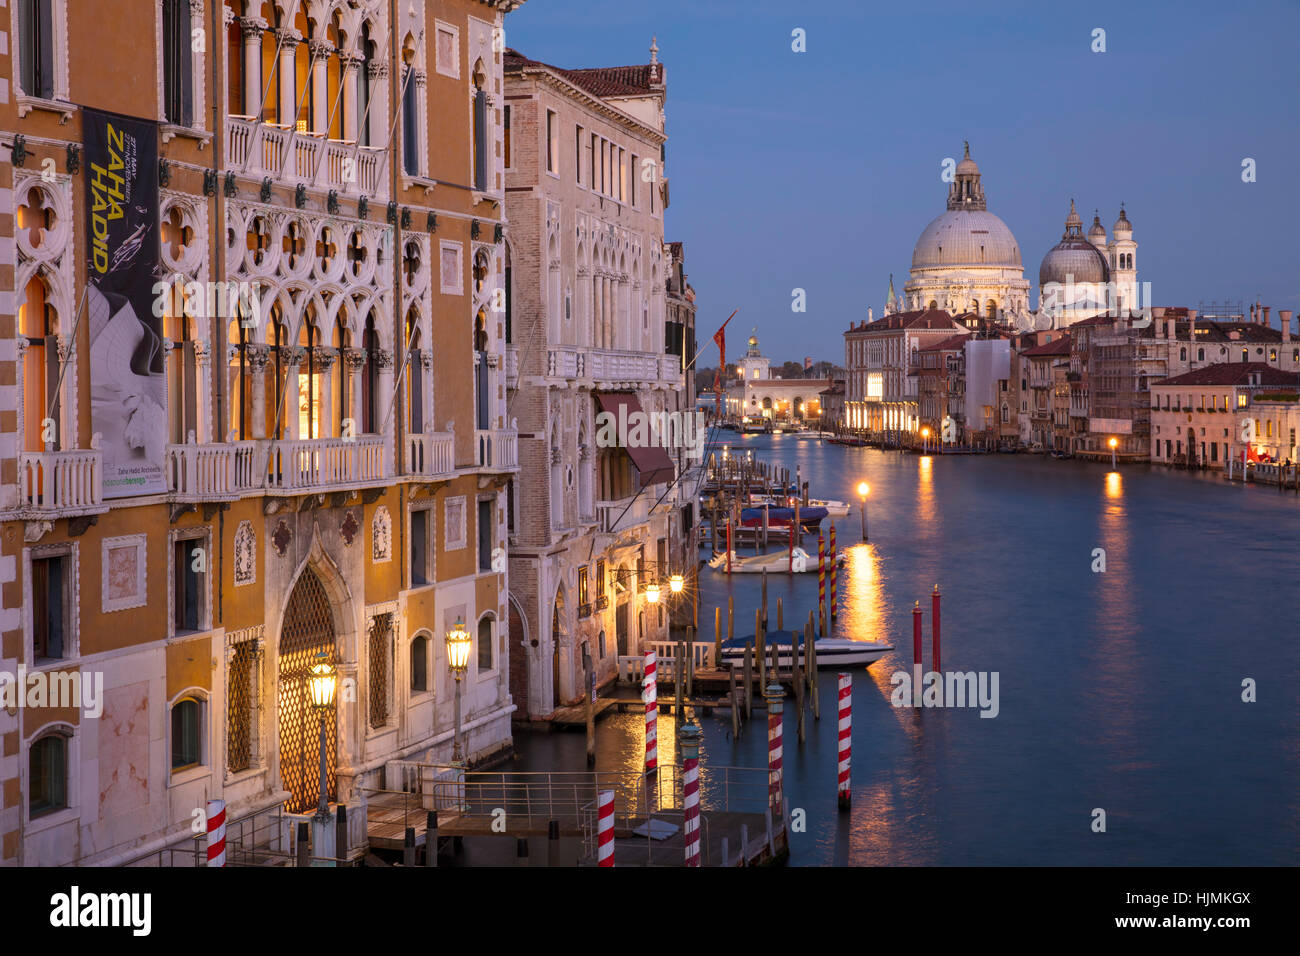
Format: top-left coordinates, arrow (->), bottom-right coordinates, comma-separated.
645,581 -> 661,604
857,481 -> 869,541
1109,436 -> 1118,470
669,573 -> 685,594
921,426 -> 931,454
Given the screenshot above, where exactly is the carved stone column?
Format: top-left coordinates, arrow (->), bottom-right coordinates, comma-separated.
240,18 -> 266,118
315,350 -> 336,437
247,344 -> 270,440
276,30 -> 301,130
193,339 -> 211,445
340,53 -> 362,145
308,39 -> 332,135
344,347 -> 366,435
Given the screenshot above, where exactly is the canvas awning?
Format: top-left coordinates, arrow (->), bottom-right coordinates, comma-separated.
594,392 -> 677,488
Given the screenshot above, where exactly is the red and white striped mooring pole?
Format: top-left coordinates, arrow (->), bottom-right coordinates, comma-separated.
206,799 -> 226,867
680,722 -> 702,867
836,674 -> 852,811
765,682 -> 784,811
596,789 -> 615,867
643,650 -> 658,773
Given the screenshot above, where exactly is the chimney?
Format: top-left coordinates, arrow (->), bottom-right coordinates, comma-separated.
1262,306 -> 1271,330
1188,309 -> 1197,344
1250,303 -> 1257,324
1281,310 -> 1293,344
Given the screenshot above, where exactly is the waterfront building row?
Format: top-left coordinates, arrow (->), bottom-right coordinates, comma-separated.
0,0 -> 695,866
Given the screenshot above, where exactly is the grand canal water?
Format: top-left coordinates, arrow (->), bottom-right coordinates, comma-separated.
517,433 -> 1300,865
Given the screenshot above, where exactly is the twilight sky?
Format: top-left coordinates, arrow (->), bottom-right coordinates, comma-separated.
506,0 -> 1300,365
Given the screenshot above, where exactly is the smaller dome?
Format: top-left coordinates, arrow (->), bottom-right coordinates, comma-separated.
1113,204 -> 1132,237
1088,211 -> 1106,243
1039,200 -> 1110,287
747,335 -> 758,348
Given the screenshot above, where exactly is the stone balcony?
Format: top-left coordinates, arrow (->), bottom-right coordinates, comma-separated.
544,347 -> 683,388
225,116 -> 382,195
405,432 -> 455,479
16,449 -> 105,517
265,436 -> 387,493
475,428 -> 519,472
165,441 -> 261,501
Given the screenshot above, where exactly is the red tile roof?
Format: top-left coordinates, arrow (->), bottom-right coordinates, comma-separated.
920,333 -> 972,352
1021,336 -> 1072,357
1155,363 -> 1299,387
848,308 -> 964,334
504,49 -> 664,98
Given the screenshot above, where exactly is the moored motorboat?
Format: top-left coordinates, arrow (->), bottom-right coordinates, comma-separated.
720,630 -> 893,668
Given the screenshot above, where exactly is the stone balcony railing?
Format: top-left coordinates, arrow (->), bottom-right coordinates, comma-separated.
265,436 -> 387,493
545,346 -> 681,386
225,117 -> 382,195
17,449 -> 104,515
588,348 -> 661,384
475,428 -> 519,472
165,441 -> 261,501
406,431 -> 455,479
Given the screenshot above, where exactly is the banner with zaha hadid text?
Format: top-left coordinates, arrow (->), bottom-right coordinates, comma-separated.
83,107 -> 166,498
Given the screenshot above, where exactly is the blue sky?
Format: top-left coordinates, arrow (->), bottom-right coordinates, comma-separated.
506,0 -> 1300,364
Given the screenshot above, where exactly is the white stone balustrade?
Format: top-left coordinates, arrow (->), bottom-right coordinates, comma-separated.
475,429 -> 519,471
226,117 -> 381,194
18,449 -> 103,513
406,432 -> 455,478
265,436 -> 387,492
165,442 -> 261,500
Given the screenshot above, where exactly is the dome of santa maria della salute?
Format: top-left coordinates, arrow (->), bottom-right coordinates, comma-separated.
899,143 -> 1031,320
910,209 -> 1023,270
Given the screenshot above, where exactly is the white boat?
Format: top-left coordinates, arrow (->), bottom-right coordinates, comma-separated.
720,631 -> 893,668
750,495 -> 851,518
706,548 -> 846,573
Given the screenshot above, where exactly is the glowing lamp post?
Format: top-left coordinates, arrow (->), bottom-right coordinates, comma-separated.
445,617 -> 472,763
921,426 -> 931,454
856,482 -> 869,541
1108,436 -> 1118,470
669,573 -> 684,595
646,581 -> 661,605
307,653 -> 337,824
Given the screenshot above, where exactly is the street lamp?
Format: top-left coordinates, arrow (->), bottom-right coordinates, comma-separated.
646,581 -> 661,604
1108,436 -> 1118,470
307,652 -> 337,824
669,573 -> 684,595
921,426 -> 931,454
445,617 -> 472,763
856,481 -> 869,541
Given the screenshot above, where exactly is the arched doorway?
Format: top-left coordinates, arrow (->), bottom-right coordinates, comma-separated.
278,567 -> 338,814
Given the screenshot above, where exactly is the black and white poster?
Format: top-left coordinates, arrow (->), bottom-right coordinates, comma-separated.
83,108 -> 166,498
